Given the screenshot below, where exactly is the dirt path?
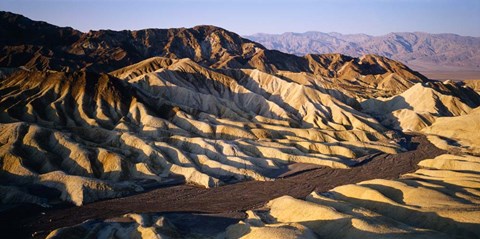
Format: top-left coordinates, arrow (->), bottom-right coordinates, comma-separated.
2,134 -> 445,238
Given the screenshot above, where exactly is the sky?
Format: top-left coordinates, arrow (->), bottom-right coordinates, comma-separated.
1,0 -> 479,36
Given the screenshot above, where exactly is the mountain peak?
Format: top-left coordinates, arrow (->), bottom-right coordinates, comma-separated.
192,24 -> 228,32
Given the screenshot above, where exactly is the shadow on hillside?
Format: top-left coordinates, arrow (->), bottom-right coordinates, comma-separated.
362,95 -> 415,131
139,70 -> 297,124
328,191 -> 480,238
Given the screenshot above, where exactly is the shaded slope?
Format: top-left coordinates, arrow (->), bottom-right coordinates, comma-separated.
361,81 -> 480,131
0,11 -> 266,72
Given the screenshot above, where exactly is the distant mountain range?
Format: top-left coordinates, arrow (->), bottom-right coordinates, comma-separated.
245,32 -> 480,80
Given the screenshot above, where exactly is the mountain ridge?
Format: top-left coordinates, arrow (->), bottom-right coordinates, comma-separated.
245,31 -> 480,80
0,11 -> 426,82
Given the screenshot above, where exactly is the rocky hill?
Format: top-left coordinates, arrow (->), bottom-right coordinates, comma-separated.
0,11 -> 426,97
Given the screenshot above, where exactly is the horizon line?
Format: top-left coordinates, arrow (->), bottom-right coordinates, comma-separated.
4,10 -> 480,38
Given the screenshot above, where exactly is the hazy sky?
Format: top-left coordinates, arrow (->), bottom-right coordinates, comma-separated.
1,0 -> 479,36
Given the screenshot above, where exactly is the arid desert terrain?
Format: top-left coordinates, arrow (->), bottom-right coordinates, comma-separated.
1,11 -> 480,239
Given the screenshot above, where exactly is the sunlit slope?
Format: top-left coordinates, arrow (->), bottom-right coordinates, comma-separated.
361,82 -> 480,131
44,154 -> 480,238
227,153 -> 480,238
422,107 -> 480,155
0,59 -> 400,206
